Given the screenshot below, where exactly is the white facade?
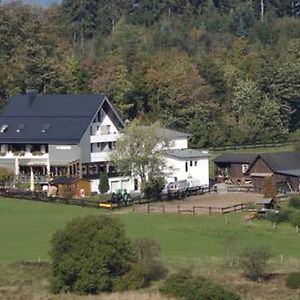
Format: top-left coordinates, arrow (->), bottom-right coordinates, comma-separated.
89,107 -> 121,163
164,155 -> 209,187
0,94 -> 209,194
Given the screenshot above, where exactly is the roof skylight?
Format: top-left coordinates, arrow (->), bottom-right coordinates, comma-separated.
42,124 -> 51,133
16,124 -> 25,133
0,125 -> 8,133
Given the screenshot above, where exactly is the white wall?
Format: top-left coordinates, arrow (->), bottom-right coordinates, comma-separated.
91,177 -> 137,193
164,156 -> 209,186
90,113 -> 120,137
169,137 -> 188,149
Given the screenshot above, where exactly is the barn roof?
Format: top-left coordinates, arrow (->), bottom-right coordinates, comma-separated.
259,152 -> 300,172
214,153 -> 257,164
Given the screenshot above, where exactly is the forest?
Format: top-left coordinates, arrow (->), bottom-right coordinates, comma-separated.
1,0 -> 300,147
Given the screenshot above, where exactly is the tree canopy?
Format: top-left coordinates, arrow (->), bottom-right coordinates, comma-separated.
2,0 -> 300,146
110,120 -> 170,190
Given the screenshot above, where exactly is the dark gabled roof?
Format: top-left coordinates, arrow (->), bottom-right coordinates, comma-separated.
2,94 -> 105,117
0,93 -> 110,144
166,149 -> 209,159
259,152 -> 300,172
214,153 -> 257,164
276,169 -> 300,177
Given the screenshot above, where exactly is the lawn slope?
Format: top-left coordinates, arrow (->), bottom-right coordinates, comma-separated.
0,197 -> 300,263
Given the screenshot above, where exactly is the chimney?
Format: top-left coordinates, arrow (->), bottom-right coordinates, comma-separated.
26,89 -> 38,105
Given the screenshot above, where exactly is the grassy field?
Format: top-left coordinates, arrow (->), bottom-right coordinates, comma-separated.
1,196 -> 300,299
1,197 -> 300,263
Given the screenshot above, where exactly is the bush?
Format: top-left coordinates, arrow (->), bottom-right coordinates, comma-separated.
286,272 -> 300,289
160,269 -> 240,300
289,211 -> 300,227
143,177 -> 165,199
240,246 -> 272,281
134,238 -> 167,283
50,215 -> 137,294
289,195 -> 300,210
266,208 -> 291,224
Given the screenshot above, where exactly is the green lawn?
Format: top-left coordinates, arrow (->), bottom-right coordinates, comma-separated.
0,197 -> 300,263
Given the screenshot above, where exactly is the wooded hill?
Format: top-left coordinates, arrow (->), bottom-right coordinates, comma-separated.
1,0 -> 300,147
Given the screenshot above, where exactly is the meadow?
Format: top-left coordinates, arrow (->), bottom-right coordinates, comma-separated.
0,197 -> 300,263
1,196 -> 300,299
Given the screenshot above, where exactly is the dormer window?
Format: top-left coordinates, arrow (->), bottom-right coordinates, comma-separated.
0,125 -> 8,133
42,124 -> 51,133
16,124 -> 25,133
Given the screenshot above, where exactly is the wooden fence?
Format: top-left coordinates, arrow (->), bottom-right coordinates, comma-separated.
132,203 -> 247,215
227,186 -> 262,193
0,185 -> 217,210
205,139 -> 300,152
0,189 -> 104,209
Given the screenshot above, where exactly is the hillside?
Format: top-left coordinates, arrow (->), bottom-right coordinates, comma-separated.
1,0 -> 300,147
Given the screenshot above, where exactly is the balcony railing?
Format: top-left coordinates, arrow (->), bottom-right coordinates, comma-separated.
0,151 -> 48,158
16,174 -> 48,184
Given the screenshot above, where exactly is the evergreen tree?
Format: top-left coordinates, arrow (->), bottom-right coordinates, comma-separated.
99,172 -> 109,194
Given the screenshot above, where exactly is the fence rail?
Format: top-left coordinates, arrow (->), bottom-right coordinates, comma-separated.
132,203 -> 247,215
0,189 -> 103,209
205,138 -> 300,152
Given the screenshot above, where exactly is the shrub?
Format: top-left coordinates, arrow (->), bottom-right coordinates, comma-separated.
289,211 -> 300,227
143,177 -> 165,199
286,272 -> 300,289
289,195 -> 300,210
50,215 -> 137,294
134,238 -> 167,283
0,167 -> 13,187
98,172 -> 109,194
240,246 -> 272,281
160,269 -> 240,300
266,208 -> 291,224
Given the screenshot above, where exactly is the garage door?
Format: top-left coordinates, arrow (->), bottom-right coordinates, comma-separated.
110,181 -> 120,192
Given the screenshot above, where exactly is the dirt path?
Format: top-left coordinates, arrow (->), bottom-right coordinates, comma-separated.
132,192 -> 262,214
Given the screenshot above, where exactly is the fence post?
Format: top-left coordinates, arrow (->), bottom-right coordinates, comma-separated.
178,205 -> 180,214
132,205 -> 135,212
147,204 -> 150,214
234,205 -> 236,212
209,206 -> 212,215
221,207 -> 224,214
193,206 -> 195,215
162,205 -> 165,214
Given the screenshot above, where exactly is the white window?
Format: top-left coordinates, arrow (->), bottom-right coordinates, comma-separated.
241,164 -> 249,174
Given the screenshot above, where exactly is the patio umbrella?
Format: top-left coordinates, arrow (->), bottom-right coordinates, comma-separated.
30,166 -> 34,191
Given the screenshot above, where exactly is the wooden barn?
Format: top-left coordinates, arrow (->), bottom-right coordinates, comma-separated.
214,153 -> 257,184
246,152 -> 300,192
51,177 -> 91,198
